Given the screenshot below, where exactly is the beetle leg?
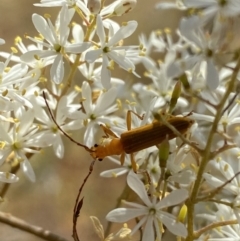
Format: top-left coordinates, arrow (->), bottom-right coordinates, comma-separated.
120,152 -> 125,166
126,110 -> 145,131
100,124 -> 118,138
183,111 -> 193,117
130,153 -> 137,173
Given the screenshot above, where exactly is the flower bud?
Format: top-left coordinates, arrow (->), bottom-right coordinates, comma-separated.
158,138 -> 169,169
180,73 -> 190,90
87,0 -> 101,14
177,204 -> 187,222
114,0 -> 137,16
169,80 -> 181,113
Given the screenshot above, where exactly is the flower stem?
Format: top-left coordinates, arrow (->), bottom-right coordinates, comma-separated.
185,54 -> 240,241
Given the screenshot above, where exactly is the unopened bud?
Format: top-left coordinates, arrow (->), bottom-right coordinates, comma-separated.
178,204 -> 187,222
114,0 -> 137,16
158,138 -> 169,168
180,73 -> 190,90
169,81 -> 181,113
87,0 -> 101,14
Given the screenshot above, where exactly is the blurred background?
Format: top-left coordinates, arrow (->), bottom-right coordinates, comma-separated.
0,0 -> 182,240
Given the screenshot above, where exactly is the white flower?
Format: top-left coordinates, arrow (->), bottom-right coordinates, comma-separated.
0,61 -> 34,109
100,151 -> 147,178
34,0 -> 80,8
21,5 -> 92,84
0,110 -> 42,182
138,32 -> 157,57
167,16 -> 219,90
0,38 -> 5,45
135,54 -> 188,110
65,81 -> 118,146
106,172 -> 188,241
203,152 -> 240,225
145,152 -> 161,185
0,37 -> 53,72
0,172 -> 19,183
156,0 -> 186,10
87,0 -> 101,14
85,14 -> 138,89
34,0 -> 96,22
184,0 -> 240,24
165,139 -> 197,186
90,216 -> 131,241
190,88 -> 240,148
113,0 -> 137,16
32,92 -> 81,158
78,62 -> 101,84
157,0 -> 240,25
197,203 -> 240,240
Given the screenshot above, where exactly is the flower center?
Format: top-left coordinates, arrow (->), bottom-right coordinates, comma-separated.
13,141 -> 22,150
103,46 -> 110,53
219,0 -> 227,6
52,125 -> 59,133
54,44 -> 62,52
90,114 -> 96,120
205,48 -> 213,57
149,207 -> 156,215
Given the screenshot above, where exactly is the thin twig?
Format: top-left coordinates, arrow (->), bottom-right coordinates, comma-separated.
0,211 -> 69,241
221,91 -> 238,116
210,144 -> 236,158
194,219 -> 238,239
196,171 -> 240,202
72,160 -> 96,241
182,92 -> 217,108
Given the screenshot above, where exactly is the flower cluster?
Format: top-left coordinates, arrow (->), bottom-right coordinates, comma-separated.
1,0 -> 240,240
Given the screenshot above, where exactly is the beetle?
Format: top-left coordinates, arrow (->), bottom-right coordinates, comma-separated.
90,113 -> 194,171
43,92 -> 194,172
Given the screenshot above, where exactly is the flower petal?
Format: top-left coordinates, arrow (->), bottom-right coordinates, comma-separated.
156,189 -> 188,209
206,58 -> 219,90
53,135 -> 64,158
0,172 -> 19,183
127,172 -> 152,207
108,21 -> 138,46
106,208 -> 147,222
100,167 -> 128,178
51,54 -> 64,84
95,87 -> 117,114
159,211 -> 187,237
32,14 -> 56,45
96,15 -> 105,46
65,42 -> 92,54
142,216 -> 154,241
101,55 -> 111,89
85,49 -> 102,63
20,158 -> 36,182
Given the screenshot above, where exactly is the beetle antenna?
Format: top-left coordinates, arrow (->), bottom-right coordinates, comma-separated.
43,91 -> 92,152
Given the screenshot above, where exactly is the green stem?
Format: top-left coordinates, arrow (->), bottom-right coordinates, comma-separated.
186,55 -> 240,241
61,15 -> 97,96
